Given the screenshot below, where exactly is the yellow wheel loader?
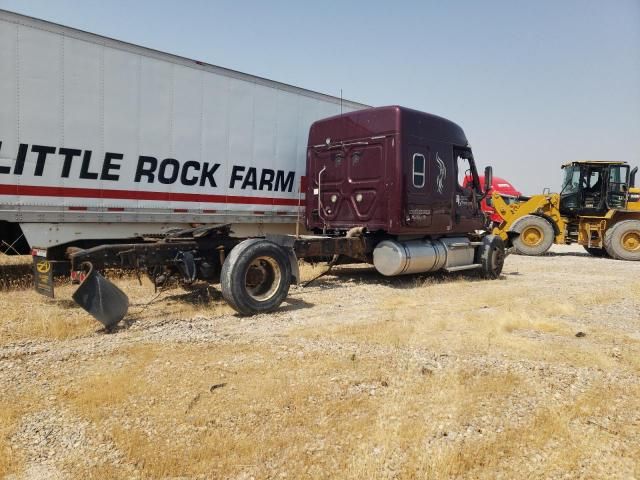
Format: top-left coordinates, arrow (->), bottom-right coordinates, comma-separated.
492,161 -> 640,260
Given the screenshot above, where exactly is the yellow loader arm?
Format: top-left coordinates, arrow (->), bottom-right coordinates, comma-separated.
491,192 -> 566,246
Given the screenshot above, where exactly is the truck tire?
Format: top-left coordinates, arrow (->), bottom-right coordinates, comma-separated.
583,246 -> 609,258
603,220 -> 640,261
511,215 -> 554,256
477,235 -> 505,279
221,239 -> 292,315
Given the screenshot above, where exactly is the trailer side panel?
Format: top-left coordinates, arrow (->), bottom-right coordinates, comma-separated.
0,9 -> 367,250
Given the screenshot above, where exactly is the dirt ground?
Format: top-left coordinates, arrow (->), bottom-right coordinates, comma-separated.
0,245 -> 639,479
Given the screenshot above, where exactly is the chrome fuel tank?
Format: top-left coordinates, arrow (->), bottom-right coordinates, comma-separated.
372,238 -> 475,276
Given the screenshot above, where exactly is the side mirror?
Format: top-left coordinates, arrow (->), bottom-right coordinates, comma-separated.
484,166 -> 493,193
631,167 -> 638,188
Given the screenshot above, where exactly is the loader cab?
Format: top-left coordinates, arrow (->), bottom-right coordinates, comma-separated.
559,161 -> 631,215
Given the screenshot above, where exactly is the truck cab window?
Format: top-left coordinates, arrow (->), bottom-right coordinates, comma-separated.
413,154 -> 425,188
456,155 -> 472,191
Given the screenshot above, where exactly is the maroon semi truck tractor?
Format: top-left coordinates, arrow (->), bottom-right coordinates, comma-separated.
70,106 -> 505,324
219,106 -> 505,313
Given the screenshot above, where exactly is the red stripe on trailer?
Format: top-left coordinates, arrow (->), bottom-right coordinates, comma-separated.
107,207 -> 125,212
253,211 -> 265,215
203,209 -> 217,213
0,184 -> 301,206
68,206 -> 87,211
174,208 -> 188,213
276,211 -> 289,215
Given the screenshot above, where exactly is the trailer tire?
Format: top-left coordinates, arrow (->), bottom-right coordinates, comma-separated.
477,235 -> 505,279
604,220 -> 640,261
583,246 -> 609,258
511,215 -> 554,256
221,239 -> 292,315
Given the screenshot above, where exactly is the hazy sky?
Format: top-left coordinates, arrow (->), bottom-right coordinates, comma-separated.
1,0 -> 638,193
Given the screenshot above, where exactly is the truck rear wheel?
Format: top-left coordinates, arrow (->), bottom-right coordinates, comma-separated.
604,220 -> 640,261
512,215 -> 554,256
221,239 -> 292,315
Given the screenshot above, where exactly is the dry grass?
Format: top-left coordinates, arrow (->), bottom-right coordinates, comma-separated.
0,390 -> 40,479
52,339 -> 639,479
0,254 -> 33,290
425,382 -> 640,479
0,273 -> 233,344
0,254 -> 31,265
294,269 -> 639,374
1,246 -> 639,478
60,344 -> 158,419
0,282 -> 103,342
53,343 -> 528,479
0,401 -> 26,477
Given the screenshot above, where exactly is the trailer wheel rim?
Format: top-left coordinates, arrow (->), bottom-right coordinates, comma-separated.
521,226 -> 544,247
621,230 -> 640,252
244,256 -> 282,302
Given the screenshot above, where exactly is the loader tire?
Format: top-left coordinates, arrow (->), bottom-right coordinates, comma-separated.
477,234 -> 505,279
603,220 -> 640,261
512,215 -> 554,256
583,246 -> 609,258
221,239 -> 292,315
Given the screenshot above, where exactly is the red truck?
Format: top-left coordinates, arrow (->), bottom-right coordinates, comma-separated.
464,175 -> 522,224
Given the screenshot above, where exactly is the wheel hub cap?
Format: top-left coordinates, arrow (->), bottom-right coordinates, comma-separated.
521,226 -> 543,247
621,231 -> 640,252
245,256 -> 282,302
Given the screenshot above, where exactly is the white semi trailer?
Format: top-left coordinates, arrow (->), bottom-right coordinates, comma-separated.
0,9 -> 366,256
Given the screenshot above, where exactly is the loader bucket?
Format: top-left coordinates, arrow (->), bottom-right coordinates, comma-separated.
72,262 -> 129,329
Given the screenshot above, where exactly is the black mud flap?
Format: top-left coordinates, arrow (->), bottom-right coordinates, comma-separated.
72,262 -> 129,329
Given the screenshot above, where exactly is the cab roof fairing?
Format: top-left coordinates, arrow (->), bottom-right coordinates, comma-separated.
307,106 -> 469,148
